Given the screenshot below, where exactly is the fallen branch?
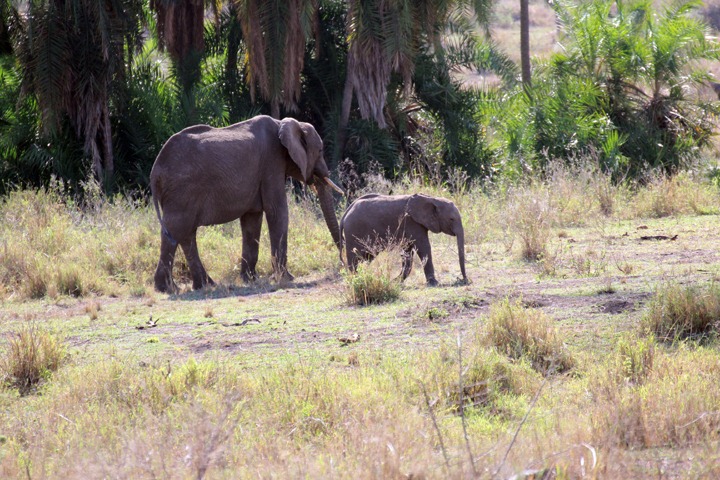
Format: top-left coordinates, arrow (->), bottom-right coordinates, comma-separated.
639,235 -> 678,241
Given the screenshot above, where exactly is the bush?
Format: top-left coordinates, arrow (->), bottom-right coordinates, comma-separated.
615,334 -> 655,386
344,248 -> 403,306
0,324 -> 65,394
485,298 -> 575,375
507,186 -> 554,261
641,283 -> 720,343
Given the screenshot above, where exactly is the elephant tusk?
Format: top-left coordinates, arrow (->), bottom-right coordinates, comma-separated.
323,176 -> 345,195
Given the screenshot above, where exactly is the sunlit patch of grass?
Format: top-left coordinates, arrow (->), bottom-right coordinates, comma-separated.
485,298 -> 575,375
641,282 -> 720,343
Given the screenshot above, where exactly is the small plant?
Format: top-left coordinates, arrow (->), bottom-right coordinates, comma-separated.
344,257 -> 402,306
485,298 -> 575,375
615,258 -> 634,275
508,186 -> 554,261
597,278 -> 616,295
55,265 -> 85,297
616,335 -> 655,385
425,306 -> 449,321
568,248 -> 608,277
84,300 -> 101,320
641,283 -> 720,343
0,324 -> 65,394
343,240 -> 405,306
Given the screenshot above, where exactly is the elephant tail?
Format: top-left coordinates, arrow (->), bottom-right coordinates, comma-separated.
150,179 -> 177,247
338,214 -> 347,267
338,221 -> 345,266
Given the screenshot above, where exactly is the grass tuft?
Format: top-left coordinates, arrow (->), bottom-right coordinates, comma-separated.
641,283 -> 720,343
0,324 -> 65,394
343,241 -> 405,306
508,187 -> 553,261
615,334 -> 655,385
344,260 -> 402,306
485,298 -> 575,375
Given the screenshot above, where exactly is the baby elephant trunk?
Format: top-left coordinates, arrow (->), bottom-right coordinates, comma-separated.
456,226 -> 468,283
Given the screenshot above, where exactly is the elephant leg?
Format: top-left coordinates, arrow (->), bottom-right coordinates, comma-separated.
154,233 -> 179,293
400,246 -> 414,281
266,206 -> 293,281
345,237 -> 360,273
415,236 -> 438,286
180,231 -> 215,290
240,211 -> 263,282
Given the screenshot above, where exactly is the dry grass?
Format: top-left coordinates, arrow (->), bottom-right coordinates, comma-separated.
343,246 -> 404,306
641,283 -> 720,343
485,298 -> 575,375
629,172 -> 720,218
0,324 -> 65,395
588,346 -> 720,450
2,164 -> 719,300
507,185 -> 554,261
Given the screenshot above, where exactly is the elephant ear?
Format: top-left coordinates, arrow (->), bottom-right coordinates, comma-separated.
408,194 -> 441,233
278,117 -> 311,182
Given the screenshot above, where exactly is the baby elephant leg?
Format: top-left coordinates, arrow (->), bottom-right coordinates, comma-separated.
414,236 -> 438,286
400,247 -> 414,281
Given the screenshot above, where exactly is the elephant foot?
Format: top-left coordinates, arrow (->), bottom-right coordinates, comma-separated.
154,271 -> 178,294
241,270 -> 257,283
275,269 -> 295,283
192,275 -> 215,291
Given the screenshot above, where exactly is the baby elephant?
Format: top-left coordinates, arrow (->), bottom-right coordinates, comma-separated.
340,193 -> 468,285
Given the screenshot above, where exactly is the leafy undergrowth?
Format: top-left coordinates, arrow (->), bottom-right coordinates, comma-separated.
2,170 -> 720,477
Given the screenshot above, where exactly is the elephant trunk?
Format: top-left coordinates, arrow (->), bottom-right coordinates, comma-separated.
456,226 -> 468,283
315,178 -> 342,250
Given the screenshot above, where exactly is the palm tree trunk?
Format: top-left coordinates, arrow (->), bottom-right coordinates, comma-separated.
101,102 -> 114,181
520,0 -> 531,86
336,68 -> 354,162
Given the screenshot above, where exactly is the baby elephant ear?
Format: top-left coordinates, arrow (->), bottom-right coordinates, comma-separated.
278,117 -> 311,181
408,194 -> 441,233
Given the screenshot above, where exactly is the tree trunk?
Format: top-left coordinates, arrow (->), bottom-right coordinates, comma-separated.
520,0 -> 531,86
336,64 -> 355,163
101,102 -> 114,182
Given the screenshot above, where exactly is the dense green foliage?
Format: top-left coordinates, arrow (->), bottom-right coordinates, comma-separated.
0,0 -> 717,195
493,0 -> 720,179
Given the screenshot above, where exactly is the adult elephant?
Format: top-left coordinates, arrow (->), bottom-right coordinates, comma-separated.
340,193 -> 468,286
150,115 -> 343,293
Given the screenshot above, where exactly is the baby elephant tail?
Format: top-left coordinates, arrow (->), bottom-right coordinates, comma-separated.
338,220 -> 345,267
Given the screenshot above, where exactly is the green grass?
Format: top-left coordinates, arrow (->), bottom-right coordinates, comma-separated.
2,168 -> 720,477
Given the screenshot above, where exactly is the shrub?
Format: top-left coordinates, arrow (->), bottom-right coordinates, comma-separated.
0,324 -> 65,394
343,246 -> 403,306
615,335 -> 655,386
485,298 -> 575,375
641,283 -> 720,343
507,186 -> 554,261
